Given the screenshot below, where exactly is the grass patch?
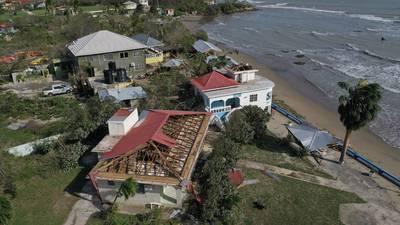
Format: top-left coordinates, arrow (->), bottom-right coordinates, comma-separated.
9,167 -> 82,225
239,168 -> 364,225
242,132 -> 331,178
0,120 -> 65,150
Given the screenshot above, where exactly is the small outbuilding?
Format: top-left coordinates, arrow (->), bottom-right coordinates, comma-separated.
193,39 -> 222,54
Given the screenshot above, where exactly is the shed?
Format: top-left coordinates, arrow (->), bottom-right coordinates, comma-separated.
193,39 -> 222,53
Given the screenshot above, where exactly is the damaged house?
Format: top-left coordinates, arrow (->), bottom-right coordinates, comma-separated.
90,108 -> 211,208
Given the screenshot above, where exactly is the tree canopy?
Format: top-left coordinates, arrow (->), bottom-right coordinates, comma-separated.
337,80 -> 382,163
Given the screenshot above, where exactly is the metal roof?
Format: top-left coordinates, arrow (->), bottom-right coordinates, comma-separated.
98,86 -> 147,102
162,58 -> 183,68
68,30 -> 146,57
287,124 -> 337,152
131,33 -> 164,48
193,39 -> 222,53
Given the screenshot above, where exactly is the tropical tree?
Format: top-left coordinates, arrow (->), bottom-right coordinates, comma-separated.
0,196 -> 12,225
45,0 -> 55,15
241,105 -> 270,139
225,110 -> 254,144
72,0 -> 80,14
113,178 -> 137,204
337,80 -> 382,164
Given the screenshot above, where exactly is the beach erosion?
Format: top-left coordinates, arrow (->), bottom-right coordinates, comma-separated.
180,15 -> 400,177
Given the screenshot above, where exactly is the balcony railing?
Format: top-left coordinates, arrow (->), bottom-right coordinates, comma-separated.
206,105 -> 232,113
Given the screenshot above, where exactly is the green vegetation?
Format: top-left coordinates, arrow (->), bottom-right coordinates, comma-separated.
238,168 -> 364,225
337,80 -> 382,164
158,0 -> 254,16
242,142 -> 330,178
87,208 -> 179,225
198,136 -> 241,224
0,93 -> 119,224
0,196 -> 12,225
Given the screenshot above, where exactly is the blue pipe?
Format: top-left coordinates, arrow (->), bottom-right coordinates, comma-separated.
272,102 -> 400,188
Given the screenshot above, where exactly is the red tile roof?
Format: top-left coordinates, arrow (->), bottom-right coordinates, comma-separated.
190,71 -> 239,91
102,110 -> 211,159
0,55 -> 17,63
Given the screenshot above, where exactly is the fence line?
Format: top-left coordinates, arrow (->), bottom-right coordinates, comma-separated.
272,102 -> 400,188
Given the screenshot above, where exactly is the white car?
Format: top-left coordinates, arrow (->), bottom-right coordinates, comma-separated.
42,83 -> 73,96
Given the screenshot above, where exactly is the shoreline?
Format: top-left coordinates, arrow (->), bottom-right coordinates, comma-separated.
180,15 -> 400,176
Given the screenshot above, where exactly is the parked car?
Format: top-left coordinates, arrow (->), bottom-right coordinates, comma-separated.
42,83 -> 72,96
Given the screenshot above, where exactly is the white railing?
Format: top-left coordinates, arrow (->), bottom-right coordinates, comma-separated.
205,105 -> 232,113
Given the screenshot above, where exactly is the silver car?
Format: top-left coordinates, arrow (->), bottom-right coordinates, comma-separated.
42,83 -> 73,96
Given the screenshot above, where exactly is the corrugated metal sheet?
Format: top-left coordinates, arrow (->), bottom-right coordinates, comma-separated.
98,86 -> 147,102
193,39 -> 222,53
68,30 -> 146,57
287,124 -> 337,152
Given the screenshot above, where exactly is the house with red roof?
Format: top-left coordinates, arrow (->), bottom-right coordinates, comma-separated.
191,65 -> 275,121
90,108 -> 211,208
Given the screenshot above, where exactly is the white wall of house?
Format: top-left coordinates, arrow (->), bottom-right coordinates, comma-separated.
107,108 -> 139,136
96,179 -> 184,207
202,88 -> 273,113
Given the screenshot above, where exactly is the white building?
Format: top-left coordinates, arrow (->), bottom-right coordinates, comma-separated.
123,1 -> 137,11
191,64 -> 275,120
137,0 -> 149,7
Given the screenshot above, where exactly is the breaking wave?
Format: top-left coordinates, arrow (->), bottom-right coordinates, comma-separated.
261,3 -> 398,23
346,43 -> 400,63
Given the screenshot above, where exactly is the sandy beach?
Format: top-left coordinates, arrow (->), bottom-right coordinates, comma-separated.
181,15 -> 400,177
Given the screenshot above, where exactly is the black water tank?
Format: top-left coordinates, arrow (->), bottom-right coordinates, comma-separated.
115,68 -> 128,82
108,61 -> 117,72
103,70 -> 114,84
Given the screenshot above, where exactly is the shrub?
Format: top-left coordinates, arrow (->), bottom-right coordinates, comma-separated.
32,140 -> 56,155
225,110 -> 254,144
194,30 -> 208,41
0,196 -> 12,225
241,105 -> 270,139
56,142 -> 88,171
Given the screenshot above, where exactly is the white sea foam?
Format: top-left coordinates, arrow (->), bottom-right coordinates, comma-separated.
346,43 -> 400,63
261,3 -> 397,24
348,14 -> 395,23
244,26 -> 260,33
260,3 -> 345,14
311,31 -> 336,37
303,48 -> 400,94
246,0 -> 264,4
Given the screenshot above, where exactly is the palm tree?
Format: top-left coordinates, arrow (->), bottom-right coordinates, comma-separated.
45,0 -> 54,15
337,80 -> 382,164
72,0 -> 80,14
0,196 -> 12,225
113,178 -> 137,205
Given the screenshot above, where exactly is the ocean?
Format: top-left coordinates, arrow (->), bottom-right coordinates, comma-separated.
202,0 -> 400,149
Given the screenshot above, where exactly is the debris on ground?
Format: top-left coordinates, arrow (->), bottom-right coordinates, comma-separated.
263,170 -> 281,182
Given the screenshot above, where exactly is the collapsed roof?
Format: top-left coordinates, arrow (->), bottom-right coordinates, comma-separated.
287,124 -> 337,152
91,110 -> 211,186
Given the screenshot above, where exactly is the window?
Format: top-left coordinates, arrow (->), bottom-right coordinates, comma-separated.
120,52 -> 129,58
107,181 -> 115,186
250,94 -> 258,102
103,54 -> 113,61
266,92 -> 272,101
133,51 -> 142,56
